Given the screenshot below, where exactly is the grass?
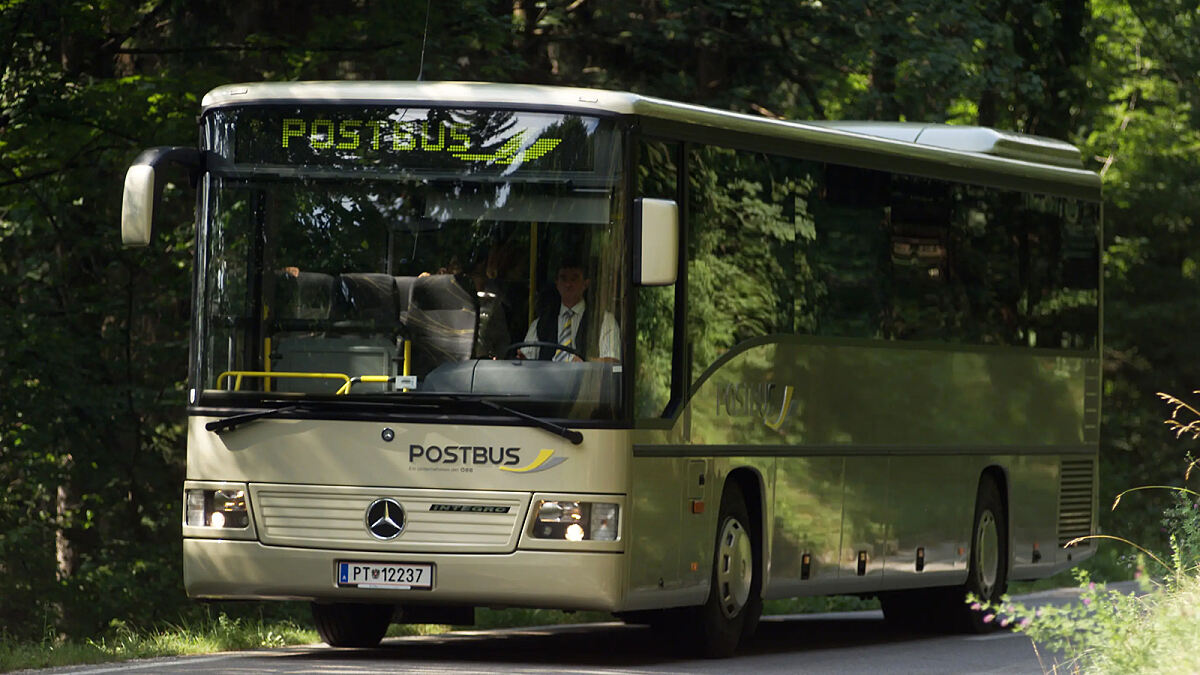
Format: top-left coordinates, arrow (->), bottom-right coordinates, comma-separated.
0,614 -> 319,672
1086,572 -> 1200,674
764,594 -> 880,615
0,606 -> 630,672
982,567 -> 1200,675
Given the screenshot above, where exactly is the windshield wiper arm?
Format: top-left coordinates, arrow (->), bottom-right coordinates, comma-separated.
205,404 -> 304,434
477,399 -> 583,445
203,395 -> 583,444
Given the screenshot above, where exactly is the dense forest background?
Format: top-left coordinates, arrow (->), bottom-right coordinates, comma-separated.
3,0 -> 1200,638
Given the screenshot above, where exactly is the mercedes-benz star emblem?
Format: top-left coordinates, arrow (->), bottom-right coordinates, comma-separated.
365,498 -> 405,540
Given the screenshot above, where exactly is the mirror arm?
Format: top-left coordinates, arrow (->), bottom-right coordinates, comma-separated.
131,146 -> 207,187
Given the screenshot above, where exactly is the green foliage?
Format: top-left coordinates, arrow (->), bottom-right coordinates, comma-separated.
974,570 -> 1153,673
977,395 -> 1200,673
1086,0 -> 1200,552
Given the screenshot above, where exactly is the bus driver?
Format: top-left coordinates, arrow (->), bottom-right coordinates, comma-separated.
519,259 -> 620,362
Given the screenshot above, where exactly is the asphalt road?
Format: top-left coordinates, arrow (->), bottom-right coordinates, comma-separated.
37,584 -> 1129,675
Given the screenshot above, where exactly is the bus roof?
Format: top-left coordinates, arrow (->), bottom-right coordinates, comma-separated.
201,81 -> 1091,174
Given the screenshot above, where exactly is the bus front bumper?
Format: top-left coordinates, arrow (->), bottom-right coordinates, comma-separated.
184,539 -> 625,611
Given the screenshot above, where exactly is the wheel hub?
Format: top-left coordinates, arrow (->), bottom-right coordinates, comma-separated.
716,517 -> 753,619
975,509 -> 999,597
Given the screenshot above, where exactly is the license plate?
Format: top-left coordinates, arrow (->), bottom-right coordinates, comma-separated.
337,561 -> 434,590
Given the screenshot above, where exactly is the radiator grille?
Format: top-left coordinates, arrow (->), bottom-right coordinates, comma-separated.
1058,459 -> 1095,547
250,484 -> 529,553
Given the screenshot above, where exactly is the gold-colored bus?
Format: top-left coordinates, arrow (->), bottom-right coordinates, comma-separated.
121,82 -> 1100,657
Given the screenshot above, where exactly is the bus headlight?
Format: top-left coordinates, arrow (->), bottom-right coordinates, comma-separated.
184,488 -> 249,529
533,500 -> 619,541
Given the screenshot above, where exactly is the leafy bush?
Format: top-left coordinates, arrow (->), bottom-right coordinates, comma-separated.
973,391 -> 1200,673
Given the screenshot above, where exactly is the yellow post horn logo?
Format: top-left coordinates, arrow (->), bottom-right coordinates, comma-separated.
500,449 -> 567,473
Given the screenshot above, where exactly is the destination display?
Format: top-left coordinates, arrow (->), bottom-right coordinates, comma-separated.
219,106 -> 607,173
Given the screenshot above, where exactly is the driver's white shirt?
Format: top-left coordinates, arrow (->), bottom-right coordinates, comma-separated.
521,299 -> 620,360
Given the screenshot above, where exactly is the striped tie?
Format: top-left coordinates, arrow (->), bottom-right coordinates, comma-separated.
555,308 -> 574,362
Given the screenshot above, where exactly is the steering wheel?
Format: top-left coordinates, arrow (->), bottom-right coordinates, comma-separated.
503,340 -> 585,361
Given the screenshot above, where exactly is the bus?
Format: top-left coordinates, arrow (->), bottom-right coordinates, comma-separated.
121,82 -> 1100,657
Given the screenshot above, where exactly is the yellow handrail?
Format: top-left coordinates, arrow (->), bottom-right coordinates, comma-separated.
217,370 -> 350,392
528,221 -> 538,325
263,337 -> 273,392
263,303 -> 272,392
402,340 -> 412,392
335,375 -> 393,395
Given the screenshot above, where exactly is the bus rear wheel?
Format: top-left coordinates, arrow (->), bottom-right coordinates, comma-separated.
957,478 -> 1008,632
687,481 -> 761,658
311,602 -> 393,647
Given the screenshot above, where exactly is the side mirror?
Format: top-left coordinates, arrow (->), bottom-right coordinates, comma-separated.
121,164 -> 157,246
120,147 -> 205,247
635,198 -> 678,286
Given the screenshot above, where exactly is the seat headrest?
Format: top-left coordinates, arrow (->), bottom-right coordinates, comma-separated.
334,273 -> 400,322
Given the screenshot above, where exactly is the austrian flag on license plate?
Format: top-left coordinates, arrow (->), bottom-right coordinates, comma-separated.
337,562 -> 434,590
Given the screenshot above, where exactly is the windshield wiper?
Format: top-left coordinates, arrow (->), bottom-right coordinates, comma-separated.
373,391 -> 583,445
205,404 -> 306,434
378,392 -> 582,445
477,399 -> 583,445
204,393 -> 583,445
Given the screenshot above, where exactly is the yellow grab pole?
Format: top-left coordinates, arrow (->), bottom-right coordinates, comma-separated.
263,304 -> 272,392
528,222 -> 538,325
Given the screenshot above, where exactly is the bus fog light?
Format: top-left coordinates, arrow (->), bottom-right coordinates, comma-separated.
186,490 -> 206,526
184,488 -> 249,528
565,523 -> 586,541
589,503 -> 619,541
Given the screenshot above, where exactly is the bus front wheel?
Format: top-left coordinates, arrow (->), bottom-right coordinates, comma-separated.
311,602 -> 393,648
687,481 -> 761,658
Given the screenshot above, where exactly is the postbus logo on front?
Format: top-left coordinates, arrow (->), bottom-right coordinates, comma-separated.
406,444 -> 567,473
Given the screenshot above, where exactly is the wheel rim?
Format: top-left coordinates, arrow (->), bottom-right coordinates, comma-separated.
716,516 -> 753,619
974,509 -> 999,598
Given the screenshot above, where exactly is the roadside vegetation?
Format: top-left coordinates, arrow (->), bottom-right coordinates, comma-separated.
0,611 -> 318,672
975,392 -> 1200,674
981,523 -> 1200,674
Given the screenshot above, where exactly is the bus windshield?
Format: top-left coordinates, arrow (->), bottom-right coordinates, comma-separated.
195,106 -> 627,420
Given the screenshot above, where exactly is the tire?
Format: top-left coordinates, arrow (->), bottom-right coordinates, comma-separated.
311,602 -> 393,647
684,481 -> 762,658
952,478 -> 1008,633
